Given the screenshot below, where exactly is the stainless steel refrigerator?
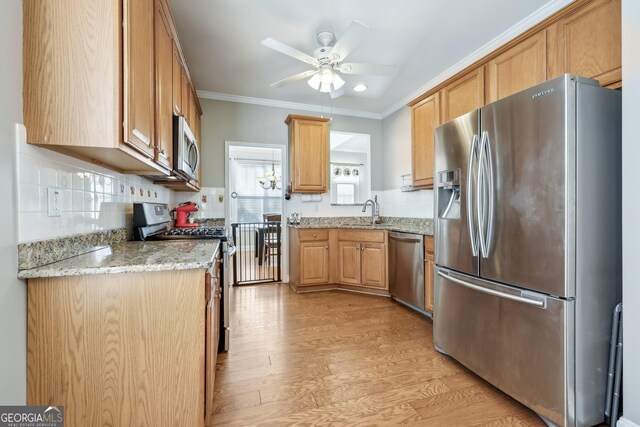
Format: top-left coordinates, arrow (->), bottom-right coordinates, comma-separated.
433,74 -> 621,427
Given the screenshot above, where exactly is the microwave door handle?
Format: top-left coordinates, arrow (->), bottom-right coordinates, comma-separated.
467,134 -> 479,257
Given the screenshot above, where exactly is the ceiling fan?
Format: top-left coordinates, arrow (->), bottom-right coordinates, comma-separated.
261,21 -> 397,99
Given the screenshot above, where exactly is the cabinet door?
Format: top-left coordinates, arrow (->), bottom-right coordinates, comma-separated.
182,69 -> 191,121
338,242 -> 361,286
154,2 -> 173,170
205,273 -> 219,425
290,119 -> 328,193
172,45 -> 183,115
547,0 -> 621,86
441,68 -> 484,123
486,31 -> 546,103
300,242 -> 329,285
411,93 -> 440,189
123,0 -> 155,158
425,251 -> 435,312
361,243 -> 387,289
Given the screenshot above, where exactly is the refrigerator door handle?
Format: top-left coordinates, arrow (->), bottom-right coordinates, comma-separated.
484,131 -> 495,257
437,270 -> 546,308
477,132 -> 488,257
466,134 -> 480,257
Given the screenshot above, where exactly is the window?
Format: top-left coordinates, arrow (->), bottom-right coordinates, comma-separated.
233,159 -> 282,223
335,183 -> 356,204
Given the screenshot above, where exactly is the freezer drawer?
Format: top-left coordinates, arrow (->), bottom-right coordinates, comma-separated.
434,268 -> 573,426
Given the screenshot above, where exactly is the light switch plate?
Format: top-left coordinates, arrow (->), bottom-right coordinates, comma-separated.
48,187 -> 62,217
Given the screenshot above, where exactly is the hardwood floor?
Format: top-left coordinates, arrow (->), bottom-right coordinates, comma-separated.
212,283 -> 546,426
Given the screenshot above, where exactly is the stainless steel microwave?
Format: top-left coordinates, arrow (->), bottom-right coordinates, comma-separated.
173,115 -> 199,183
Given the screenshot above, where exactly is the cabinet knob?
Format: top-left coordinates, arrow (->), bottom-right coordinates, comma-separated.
313,233 -> 317,238
325,245 -> 329,249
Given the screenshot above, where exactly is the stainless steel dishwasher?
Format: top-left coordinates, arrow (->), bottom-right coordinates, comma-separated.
388,231 -> 425,312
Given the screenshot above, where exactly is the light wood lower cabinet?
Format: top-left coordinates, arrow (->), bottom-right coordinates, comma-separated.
361,243 -> 386,289
300,241 -> 330,285
27,269 -> 216,427
337,231 -> 388,290
425,236 -> 435,313
289,228 -> 388,292
337,241 -> 361,285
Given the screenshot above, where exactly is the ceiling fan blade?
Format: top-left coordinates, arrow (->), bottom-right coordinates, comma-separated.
261,38 -> 319,67
339,63 -> 397,76
330,87 -> 345,99
330,21 -> 371,62
270,70 -> 318,88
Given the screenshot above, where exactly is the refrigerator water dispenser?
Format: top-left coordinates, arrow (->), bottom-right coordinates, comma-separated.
438,169 -> 460,219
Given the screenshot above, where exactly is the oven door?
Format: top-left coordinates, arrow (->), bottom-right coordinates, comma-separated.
173,116 -> 199,182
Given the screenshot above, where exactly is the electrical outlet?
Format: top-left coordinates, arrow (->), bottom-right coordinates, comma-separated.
48,187 -> 62,217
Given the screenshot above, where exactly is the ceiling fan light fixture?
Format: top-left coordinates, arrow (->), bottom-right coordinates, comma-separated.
353,83 -> 368,92
332,73 -> 345,90
307,73 -> 322,90
319,81 -> 332,93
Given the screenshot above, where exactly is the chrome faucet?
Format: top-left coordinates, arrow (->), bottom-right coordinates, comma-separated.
362,195 -> 380,225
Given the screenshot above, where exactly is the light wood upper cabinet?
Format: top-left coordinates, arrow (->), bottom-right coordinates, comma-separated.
361,243 -> 386,289
486,31 -> 547,103
547,0 -> 621,87
154,1 -> 173,171
411,93 -> 440,189
23,0 -> 165,174
441,68 -> 484,123
300,241 -> 330,285
172,45 -> 183,115
286,115 -> 330,193
338,242 -> 362,286
123,0 -> 156,158
182,70 -> 191,122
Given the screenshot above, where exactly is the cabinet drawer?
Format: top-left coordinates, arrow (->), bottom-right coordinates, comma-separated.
299,229 -> 329,241
338,229 -> 385,243
425,236 -> 434,253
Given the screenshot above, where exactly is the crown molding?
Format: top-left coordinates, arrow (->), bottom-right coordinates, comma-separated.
197,0 -> 573,122
196,90 -> 384,120
379,0 -> 574,118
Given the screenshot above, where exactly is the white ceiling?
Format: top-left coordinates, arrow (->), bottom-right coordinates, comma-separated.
331,132 -> 370,153
169,0 -> 564,117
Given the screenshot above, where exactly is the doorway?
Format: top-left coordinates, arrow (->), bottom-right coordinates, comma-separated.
225,143 -> 285,285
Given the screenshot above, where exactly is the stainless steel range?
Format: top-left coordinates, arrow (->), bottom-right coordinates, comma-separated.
133,202 -> 235,352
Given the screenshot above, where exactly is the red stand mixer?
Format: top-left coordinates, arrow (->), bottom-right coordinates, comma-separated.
172,202 -> 200,227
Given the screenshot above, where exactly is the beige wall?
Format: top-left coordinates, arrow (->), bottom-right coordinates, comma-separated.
198,99 -> 383,190
381,106 -> 412,190
0,0 -> 26,404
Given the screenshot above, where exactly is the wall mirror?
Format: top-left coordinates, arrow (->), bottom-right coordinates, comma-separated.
330,131 -> 371,206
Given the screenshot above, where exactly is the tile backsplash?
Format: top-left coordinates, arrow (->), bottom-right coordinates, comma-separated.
16,124 -> 175,243
374,188 -> 434,218
174,187 -> 225,219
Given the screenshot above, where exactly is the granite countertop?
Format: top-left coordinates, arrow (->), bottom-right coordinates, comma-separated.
18,240 -> 220,279
287,217 -> 434,236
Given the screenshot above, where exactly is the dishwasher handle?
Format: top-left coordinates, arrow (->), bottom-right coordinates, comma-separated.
388,231 -> 424,244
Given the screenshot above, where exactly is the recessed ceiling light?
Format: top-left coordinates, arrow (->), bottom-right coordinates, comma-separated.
353,83 -> 368,92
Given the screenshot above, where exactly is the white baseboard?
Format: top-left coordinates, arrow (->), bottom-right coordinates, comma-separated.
617,417 -> 640,427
